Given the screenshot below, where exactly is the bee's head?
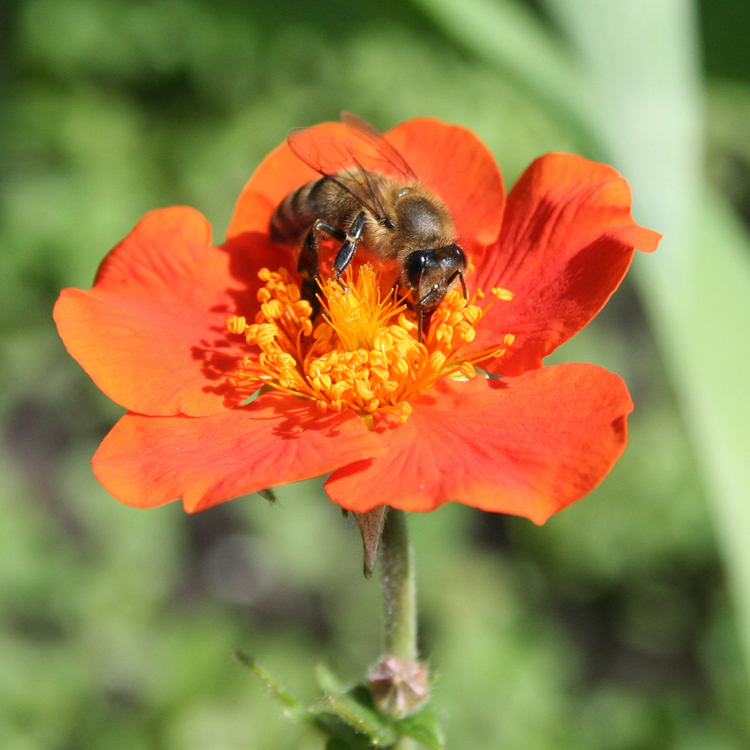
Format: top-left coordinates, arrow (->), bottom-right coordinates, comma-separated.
403,244 -> 467,311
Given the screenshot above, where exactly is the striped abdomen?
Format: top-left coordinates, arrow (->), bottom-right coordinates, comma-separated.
270,178 -> 329,245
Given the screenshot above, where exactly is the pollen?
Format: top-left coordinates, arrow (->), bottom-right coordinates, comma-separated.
226,265 -> 514,424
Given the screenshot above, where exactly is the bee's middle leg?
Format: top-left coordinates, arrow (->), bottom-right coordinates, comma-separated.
298,220 -> 348,319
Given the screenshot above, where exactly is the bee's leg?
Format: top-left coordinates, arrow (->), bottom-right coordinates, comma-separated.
315,221 -> 347,243
298,224 -> 324,320
332,212 -> 367,290
457,270 -> 467,300
417,304 -> 425,344
299,220 -> 348,319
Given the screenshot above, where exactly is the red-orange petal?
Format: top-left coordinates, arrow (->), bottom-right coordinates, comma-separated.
325,364 -> 632,524
226,118 -> 505,265
54,207 -> 278,417
470,153 -> 661,376
93,392 -> 386,513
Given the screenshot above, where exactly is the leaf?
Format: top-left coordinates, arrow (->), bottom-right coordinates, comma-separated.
314,692 -> 399,747
235,651 -> 313,725
326,740 -> 361,750
416,0 -> 750,687
394,706 -> 445,749
315,713 -> 381,750
237,653 -> 386,745
410,0 -> 599,153
546,0 -> 750,678
316,663 -> 345,695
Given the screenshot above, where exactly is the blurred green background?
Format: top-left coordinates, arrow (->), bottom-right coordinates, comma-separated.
2,0 -> 750,747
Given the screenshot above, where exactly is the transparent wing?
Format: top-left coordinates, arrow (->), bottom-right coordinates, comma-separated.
287,113 -> 418,221
339,112 -> 418,182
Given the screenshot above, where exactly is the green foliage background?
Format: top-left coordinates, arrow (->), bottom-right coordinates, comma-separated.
1,0 -> 750,747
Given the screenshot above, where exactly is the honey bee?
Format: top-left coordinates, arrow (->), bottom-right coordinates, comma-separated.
270,112 -> 467,340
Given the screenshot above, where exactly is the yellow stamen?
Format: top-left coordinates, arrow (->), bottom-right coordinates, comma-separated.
226,264 -> 514,424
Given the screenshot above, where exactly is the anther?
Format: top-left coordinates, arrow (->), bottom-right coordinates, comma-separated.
226,316 -> 247,335
255,323 -> 279,347
261,300 -> 284,319
369,350 -> 388,368
459,362 -> 476,378
394,358 -> 410,376
428,351 -> 446,372
492,287 -> 515,301
434,323 -> 453,344
463,306 -> 482,325
398,313 -> 417,331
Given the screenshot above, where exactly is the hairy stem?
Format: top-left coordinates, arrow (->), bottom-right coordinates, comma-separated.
381,508 -> 417,662
379,509 -> 420,750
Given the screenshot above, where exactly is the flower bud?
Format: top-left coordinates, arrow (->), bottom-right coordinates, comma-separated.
369,655 -> 429,719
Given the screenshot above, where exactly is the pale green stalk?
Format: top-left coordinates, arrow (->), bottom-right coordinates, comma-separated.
380,509 -> 418,749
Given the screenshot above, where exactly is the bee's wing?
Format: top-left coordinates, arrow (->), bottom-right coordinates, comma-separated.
287,114 -> 418,222
339,112 -> 418,182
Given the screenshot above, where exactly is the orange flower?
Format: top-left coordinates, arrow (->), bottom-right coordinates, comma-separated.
54,118 -> 660,523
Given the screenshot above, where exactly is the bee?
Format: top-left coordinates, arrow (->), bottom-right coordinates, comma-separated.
270,112 -> 467,341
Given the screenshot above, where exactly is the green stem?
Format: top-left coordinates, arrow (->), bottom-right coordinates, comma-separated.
380,509 -> 419,750
380,508 -> 417,661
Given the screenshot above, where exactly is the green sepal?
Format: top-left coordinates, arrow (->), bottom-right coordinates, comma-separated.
394,706 -> 445,749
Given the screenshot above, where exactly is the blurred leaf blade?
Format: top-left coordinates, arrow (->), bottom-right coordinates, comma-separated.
546,0 -> 750,682
394,706 -> 445,749
315,692 -> 398,747
236,651 -> 314,724
415,0 -> 750,684
410,0 -> 600,153
315,663 -> 348,695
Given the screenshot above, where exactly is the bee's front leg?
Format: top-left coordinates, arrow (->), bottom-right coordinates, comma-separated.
332,212 -> 367,291
417,304 -> 426,344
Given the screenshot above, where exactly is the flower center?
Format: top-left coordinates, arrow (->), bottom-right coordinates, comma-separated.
226,265 -> 514,424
